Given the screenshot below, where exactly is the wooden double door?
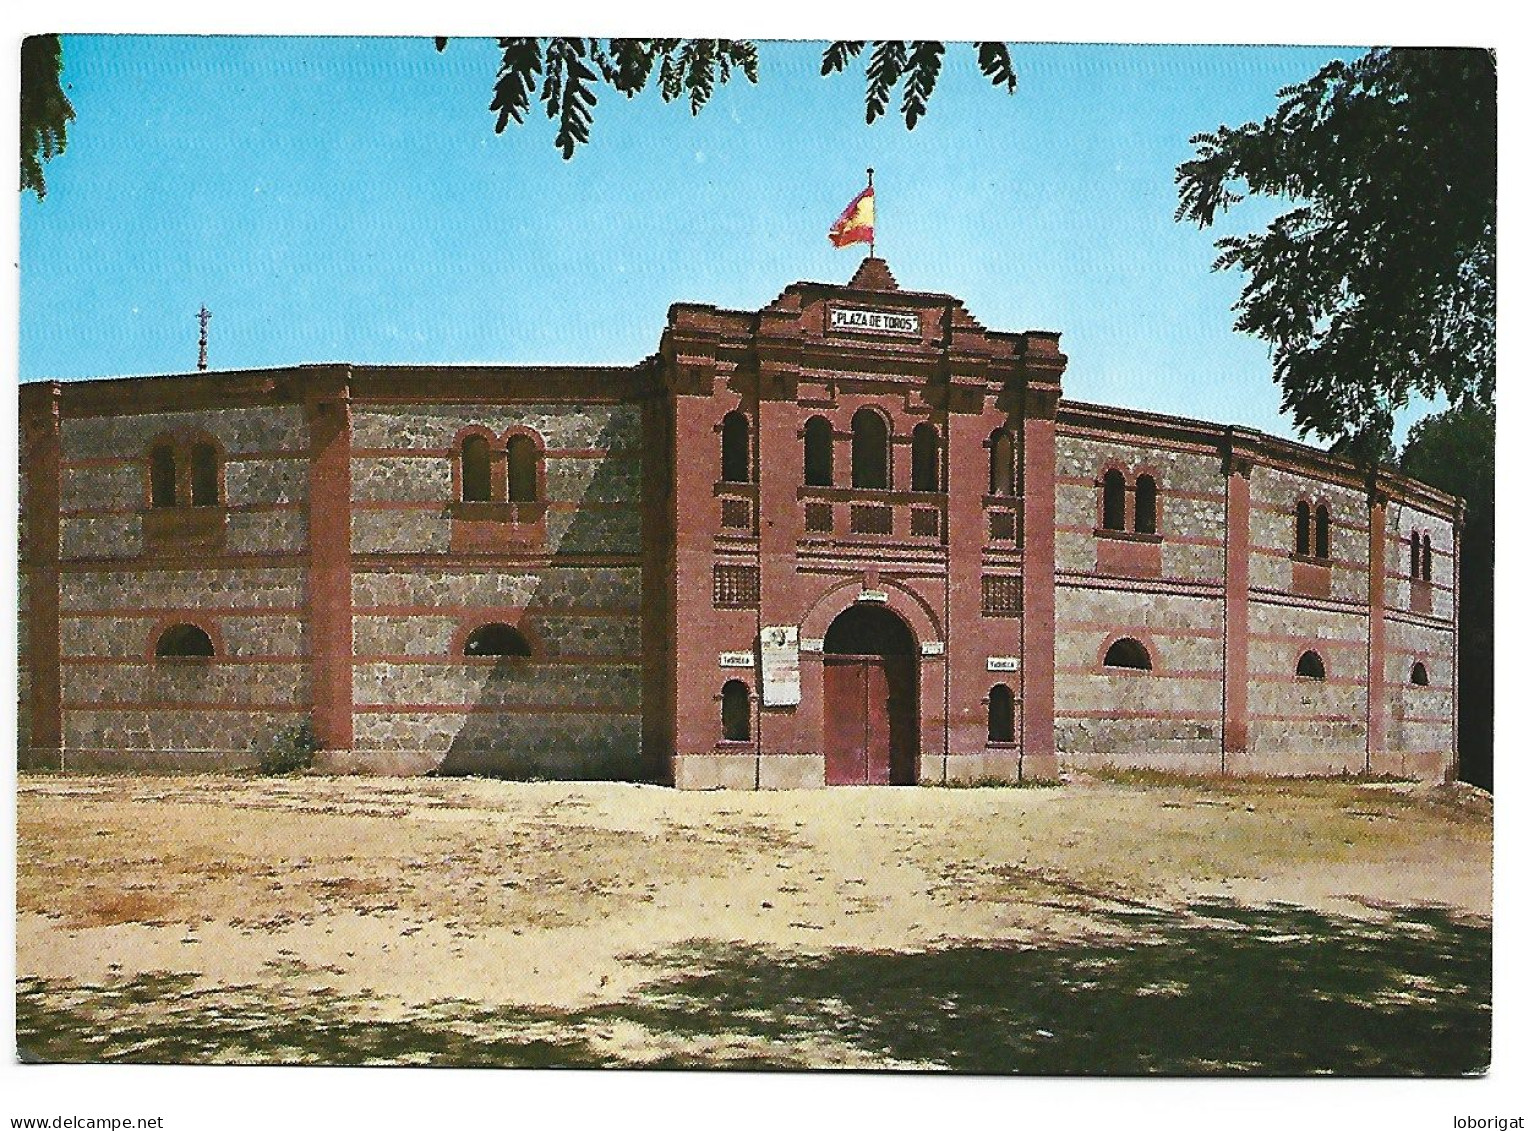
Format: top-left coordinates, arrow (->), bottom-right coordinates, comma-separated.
824,653 -> 918,785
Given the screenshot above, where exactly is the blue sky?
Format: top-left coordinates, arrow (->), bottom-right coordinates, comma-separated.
21,36 -> 1394,443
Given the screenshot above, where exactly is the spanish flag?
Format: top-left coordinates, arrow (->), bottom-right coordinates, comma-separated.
828,185 -> 875,248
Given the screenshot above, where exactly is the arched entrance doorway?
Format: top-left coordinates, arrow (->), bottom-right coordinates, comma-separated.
823,604 -> 918,785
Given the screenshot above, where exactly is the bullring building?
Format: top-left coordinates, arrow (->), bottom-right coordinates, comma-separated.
17,258 -> 1461,786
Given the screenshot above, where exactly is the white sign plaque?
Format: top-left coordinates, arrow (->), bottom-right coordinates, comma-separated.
759,625 -> 801,707
800,637 -> 825,653
828,306 -> 921,337
719,651 -> 755,668
921,641 -> 946,656
856,589 -> 889,604
987,655 -> 1021,672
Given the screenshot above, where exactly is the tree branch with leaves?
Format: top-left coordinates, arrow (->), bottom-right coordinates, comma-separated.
451,38 -> 1017,159
20,34 -> 74,199
1174,48 -> 1496,457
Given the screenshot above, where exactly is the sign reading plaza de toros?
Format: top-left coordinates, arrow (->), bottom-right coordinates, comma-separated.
828,305 -> 920,336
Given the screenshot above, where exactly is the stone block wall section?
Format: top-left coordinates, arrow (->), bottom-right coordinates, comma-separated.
340,393 -> 647,777
19,365 -> 655,777
1054,405 -> 1461,782
22,372 -> 316,771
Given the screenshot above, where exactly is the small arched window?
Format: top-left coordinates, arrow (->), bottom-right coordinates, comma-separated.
987,430 -> 1015,497
464,623 -> 532,657
851,409 -> 889,490
804,416 -> 833,487
507,435 -> 539,503
721,412 -> 751,484
987,685 -> 1015,743
1297,650 -> 1326,680
190,443 -> 220,507
1102,469 -> 1127,532
1411,531 -> 1422,579
155,623 -> 215,658
1104,637 -> 1152,671
1314,504 -> 1330,560
1134,474 -> 1157,535
721,679 -> 751,742
912,423 -> 940,493
1295,501 -> 1311,556
1422,535 -> 1433,582
462,435 -> 492,503
150,445 -> 178,508
1410,661 -> 1430,686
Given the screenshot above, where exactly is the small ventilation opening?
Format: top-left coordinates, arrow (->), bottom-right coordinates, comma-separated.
155,623 -> 215,658
464,623 -> 531,657
1103,637 -> 1151,671
1410,662 -> 1429,686
1297,650 -> 1326,680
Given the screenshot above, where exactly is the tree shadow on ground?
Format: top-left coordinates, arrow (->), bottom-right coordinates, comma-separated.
16,902 -> 1488,1074
607,901 -> 1490,1075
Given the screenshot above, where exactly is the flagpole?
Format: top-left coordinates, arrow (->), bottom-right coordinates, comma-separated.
867,167 -> 875,259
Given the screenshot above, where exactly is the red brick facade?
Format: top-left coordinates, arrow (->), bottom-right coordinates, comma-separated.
17,260 -> 1462,785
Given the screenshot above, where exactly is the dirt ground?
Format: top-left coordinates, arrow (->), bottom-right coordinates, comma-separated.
14,772 -> 1493,1071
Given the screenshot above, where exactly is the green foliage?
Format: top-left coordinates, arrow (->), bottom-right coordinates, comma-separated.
820,40 -> 1015,129
20,35 -> 75,199
256,720 -> 320,776
473,38 -> 760,159
1175,48 -> 1496,453
456,38 -> 1016,158
924,775 -> 1062,789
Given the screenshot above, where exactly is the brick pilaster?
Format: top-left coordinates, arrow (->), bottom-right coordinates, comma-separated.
20,382 -> 62,768
306,372 -> 354,754
1221,440 -> 1253,769
1019,380 -> 1060,777
1365,486 -> 1388,772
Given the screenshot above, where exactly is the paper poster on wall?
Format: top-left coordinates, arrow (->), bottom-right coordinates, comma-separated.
759,625 -> 801,707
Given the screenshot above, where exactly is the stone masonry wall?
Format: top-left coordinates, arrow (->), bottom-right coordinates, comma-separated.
50,403 -> 312,770
1241,600 -> 1369,772
1055,584 -> 1225,770
1056,433 -> 1226,583
346,401 -> 645,777
1247,465 -> 1369,603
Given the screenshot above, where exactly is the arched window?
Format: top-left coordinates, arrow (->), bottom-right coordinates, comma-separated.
150,445 -> 178,508
1422,534 -> 1433,582
911,423 -> 940,493
461,435 -> 492,503
155,623 -> 215,658
1410,661 -> 1430,686
804,416 -> 833,487
1295,501 -> 1311,556
190,443 -> 220,507
1103,637 -> 1152,671
721,412 -> 751,483
1102,469 -> 1127,532
1296,650 -> 1326,680
721,679 -> 751,742
507,435 -> 538,503
1314,504 -> 1330,560
1410,531 -> 1421,579
1134,474 -> 1157,535
988,430 -> 1015,497
851,409 -> 889,489
464,623 -> 532,657
987,685 -> 1015,743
